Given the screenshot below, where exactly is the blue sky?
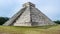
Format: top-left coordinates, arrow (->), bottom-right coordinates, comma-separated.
0,0 -> 60,21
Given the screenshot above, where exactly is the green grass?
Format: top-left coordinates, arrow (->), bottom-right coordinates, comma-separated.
0,25 -> 60,34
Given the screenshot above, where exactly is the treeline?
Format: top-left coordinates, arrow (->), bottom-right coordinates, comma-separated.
0,17 -> 60,25
53,20 -> 60,24
0,17 -> 9,25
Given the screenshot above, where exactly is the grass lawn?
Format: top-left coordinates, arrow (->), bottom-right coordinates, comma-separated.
0,25 -> 60,34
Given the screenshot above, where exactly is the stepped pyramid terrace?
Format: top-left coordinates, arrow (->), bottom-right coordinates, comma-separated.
3,2 -> 55,26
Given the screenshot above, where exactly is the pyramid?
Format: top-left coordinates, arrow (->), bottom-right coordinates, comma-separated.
3,2 -> 55,26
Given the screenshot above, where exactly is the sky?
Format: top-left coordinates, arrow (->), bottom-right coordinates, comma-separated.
0,0 -> 60,21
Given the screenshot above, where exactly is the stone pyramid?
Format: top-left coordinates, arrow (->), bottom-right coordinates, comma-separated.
3,2 -> 55,26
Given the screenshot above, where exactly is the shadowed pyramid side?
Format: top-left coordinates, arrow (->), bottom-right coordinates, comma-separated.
30,6 -> 55,26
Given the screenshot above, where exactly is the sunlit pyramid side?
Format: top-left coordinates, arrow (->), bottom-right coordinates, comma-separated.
3,2 -> 55,26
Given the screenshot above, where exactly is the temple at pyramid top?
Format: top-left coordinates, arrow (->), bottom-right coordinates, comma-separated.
23,2 -> 35,7
3,2 -> 55,26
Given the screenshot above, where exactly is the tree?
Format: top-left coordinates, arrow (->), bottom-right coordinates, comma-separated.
54,20 -> 60,24
0,17 -> 9,25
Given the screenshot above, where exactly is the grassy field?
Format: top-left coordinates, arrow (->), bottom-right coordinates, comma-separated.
0,25 -> 60,34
